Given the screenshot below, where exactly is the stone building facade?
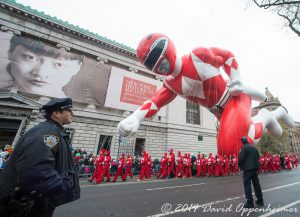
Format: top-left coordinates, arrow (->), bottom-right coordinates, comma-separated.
0,0 -> 217,159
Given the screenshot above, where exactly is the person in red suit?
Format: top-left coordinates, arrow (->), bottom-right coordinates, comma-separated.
157,153 -> 168,179
207,153 -> 214,177
259,154 -> 265,173
270,155 -> 277,173
195,154 -> 202,177
138,151 -> 148,181
146,155 -> 153,180
118,33 -> 295,156
200,154 -> 207,176
214,154 -> 222,177
222,155 -> 230,176
182,153 -> 188,178
265,152 -> 272,172
284,154 -> 292,170
167,149 -> 176,178
186,154 -> 192,178
112,153 -> 126,182
291,154 -> 298,168
88,149 -> 105,183
176,151 -> 183,178
124,155 -> 133,180
98,150 -> 111,183
275,154 -> 281,171
232,154 -> 239,175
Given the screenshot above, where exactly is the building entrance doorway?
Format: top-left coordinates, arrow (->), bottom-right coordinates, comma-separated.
134,138 -> 145,157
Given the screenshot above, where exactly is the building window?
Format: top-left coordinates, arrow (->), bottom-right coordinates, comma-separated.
186,101 -> 200,125
96,135 -> 112,154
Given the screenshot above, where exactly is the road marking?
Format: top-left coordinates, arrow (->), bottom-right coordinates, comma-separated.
81,178 -> 180,188
146,183 -> 206,191
147,181 -> 300,217
262,181 -> 300,193
258,200 -> 300,217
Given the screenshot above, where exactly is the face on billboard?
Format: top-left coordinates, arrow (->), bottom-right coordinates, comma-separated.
8,44 -> 82,97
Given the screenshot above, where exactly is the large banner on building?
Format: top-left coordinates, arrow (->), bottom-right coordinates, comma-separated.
0,32 -> 111,106
105,67 -> 166,116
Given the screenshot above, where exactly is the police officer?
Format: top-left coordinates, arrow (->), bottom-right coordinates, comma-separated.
238,136 -> 264,208
0,98 -> 80,217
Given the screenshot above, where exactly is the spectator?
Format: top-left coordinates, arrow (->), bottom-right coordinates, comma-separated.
238,137 -> 264,209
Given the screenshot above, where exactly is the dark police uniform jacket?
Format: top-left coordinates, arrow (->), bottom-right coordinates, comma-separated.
0,119 -> 80,207
238,143 -> 260,171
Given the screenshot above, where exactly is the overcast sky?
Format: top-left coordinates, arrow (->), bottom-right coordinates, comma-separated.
17,0 -> 300,121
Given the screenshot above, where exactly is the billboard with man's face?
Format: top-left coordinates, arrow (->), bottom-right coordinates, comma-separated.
0,32 -> 163,112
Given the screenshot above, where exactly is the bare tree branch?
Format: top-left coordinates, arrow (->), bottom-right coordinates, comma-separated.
252,0 -> 300,37
254,0 -> 300,9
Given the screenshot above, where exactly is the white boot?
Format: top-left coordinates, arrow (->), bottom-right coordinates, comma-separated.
272,106 -> 295,128
252,108 -> 282,137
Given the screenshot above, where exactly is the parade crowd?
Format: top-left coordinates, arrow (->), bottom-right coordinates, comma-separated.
0,145 -> 14,171
72,148 -> 299,184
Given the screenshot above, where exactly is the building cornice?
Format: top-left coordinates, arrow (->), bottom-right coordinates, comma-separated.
0,0 -> 136,57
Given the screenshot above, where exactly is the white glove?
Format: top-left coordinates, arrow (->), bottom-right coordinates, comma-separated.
117,115 -> 140,137
228,79 -> 267,102
228,79 -> 243,96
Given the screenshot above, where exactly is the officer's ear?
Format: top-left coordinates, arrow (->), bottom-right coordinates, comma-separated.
51,110 -> 63,118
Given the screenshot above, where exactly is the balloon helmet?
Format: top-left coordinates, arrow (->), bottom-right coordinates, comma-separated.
136,33 -> 177,76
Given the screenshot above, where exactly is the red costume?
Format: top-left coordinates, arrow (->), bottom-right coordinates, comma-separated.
259,155 -> 266,173
265,152 -> 272,172
186,154 -> 192,178
157,153 -> 168,179
138,151 -> 148,181
146,156 -> 153,179
200,154 -> 207,176
214,155 -> 222,177
176,151 -> 184,178
223,155 -> 230,176
207,153 -> 214,177
124,155 -> 133,180
113,153 -> 126,182
98,151 -> 111,183
195,155 -> 202,177
231,154 -> 239,175
284,155 -> 292,170
168,149 -> 176,177
89,149 -> 105,183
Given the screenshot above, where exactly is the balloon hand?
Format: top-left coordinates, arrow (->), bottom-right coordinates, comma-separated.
228,80 -> 243,96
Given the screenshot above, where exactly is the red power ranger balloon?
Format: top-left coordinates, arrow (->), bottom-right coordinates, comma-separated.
118,33 -> 295,155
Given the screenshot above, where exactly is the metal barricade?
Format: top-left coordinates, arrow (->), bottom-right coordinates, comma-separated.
77,165 -> 95,178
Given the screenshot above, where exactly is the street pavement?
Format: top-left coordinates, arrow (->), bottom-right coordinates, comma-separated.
54,168 -> 300,217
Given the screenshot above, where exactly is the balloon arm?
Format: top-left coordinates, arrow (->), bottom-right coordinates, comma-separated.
228,80 -> 267,102
117,86 -> 176,137
242,85 -> 267,103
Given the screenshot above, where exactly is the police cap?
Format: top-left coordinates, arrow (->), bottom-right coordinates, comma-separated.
41,98 -> 73,113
